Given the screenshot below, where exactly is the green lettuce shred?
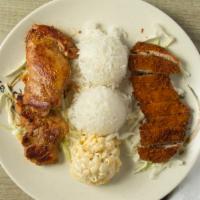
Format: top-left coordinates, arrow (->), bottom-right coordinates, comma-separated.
0,63 -> 26,137
61,139 -> 71,161
5,62 -> 26,88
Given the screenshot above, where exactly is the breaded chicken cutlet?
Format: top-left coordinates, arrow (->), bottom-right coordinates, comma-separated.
131,74 -> 171,89
138,145 -> 180,163
133,84 -> 179,104
129,42 -> 190,163
140,126 -> 185,146
139,100 -> 189,119
131,42 -> 179,63
140,114 -> 190,146
129,54 -> 180,74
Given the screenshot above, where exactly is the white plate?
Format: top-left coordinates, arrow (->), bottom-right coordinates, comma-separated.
0,0 -> 200,200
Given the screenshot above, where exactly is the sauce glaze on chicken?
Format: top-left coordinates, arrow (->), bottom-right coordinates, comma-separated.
16,25 -> 78,165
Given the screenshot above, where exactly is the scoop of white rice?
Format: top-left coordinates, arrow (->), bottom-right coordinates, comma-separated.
78,24 -> 128,88
68,86 -> 128,135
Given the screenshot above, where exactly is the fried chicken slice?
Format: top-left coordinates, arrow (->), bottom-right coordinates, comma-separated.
143,114 -> 190,129
133,86 -> 179,104
138,145 -> 180,163
131,74 -> 171,88
132,74 -> 180,104
131,42 -> 179,64
15,24 -> 78,165
140,126 -> 186,146
131,74 -> 173,92
139,100 -> 189,119
129,54 -> 180,74
139,113 -> 190,145
129,42 -> 190,163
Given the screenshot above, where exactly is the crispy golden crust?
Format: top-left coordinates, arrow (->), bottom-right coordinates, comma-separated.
129,54 -> 180,74
138,145 -> 179,163
131,74 -> 170,84
131,74 -> 172,91
133,86 -> 179,104
131,42 -> 179,64
129,42 -> 190,163
140,126 -> 185,146
145,114 -> 190,128
139,113 -> 190,148
140,100 -> 190,118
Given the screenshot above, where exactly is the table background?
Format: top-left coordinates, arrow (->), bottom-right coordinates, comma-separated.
0,0 -> 200,199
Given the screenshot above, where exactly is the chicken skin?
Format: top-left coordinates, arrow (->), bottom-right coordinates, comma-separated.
23,24 -> 78,115
21,112 -> 68,165
16,25 -> 78,165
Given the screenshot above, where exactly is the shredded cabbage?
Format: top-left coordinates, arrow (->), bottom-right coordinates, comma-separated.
0,64 -> 26,138
4,89 -> 25,137
156,25 -> 175,47
5,62 -> 26,88
5,62 -> 26,77
145,24 -> 175,48
144,25 -> 190,78
61,139 -> 71,161
145,37 -> 161,46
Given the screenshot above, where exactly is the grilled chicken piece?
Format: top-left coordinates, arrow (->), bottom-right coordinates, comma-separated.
22,113 -> 68,165
23,24 -> 78,115
139,100 -> 189,119
138,145 -> 180,163
131,42 -> 179,64
129,54 -> 180,74
16,24 -> 78,165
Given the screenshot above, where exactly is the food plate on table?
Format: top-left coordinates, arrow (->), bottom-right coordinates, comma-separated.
0,0 -> 200,200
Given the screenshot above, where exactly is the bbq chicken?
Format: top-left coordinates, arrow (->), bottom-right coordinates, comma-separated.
16,24 -> 78,165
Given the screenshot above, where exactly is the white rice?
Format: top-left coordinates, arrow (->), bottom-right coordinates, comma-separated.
68,86 -> 128,135
78,24 -> 128,88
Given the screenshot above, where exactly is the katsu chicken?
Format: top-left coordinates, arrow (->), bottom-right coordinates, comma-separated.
140,114 -> 189,146
15,25 -> 78,165
131,42 -> 180,64
138,145 -> 180,163
129,42 -> 190,163
129,54 -> 180,74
